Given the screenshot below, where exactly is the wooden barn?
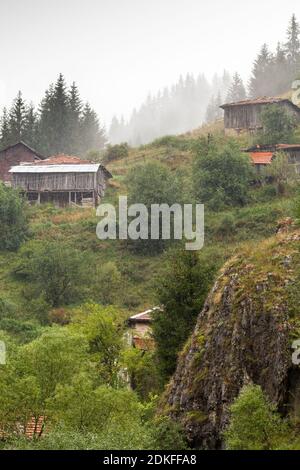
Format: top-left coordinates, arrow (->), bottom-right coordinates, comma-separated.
9,156 -> 112,207
0,141 -> 43,183
220,97 -> 300,134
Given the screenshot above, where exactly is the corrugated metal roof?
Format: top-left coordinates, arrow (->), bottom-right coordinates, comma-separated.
129,306 -> 161,323
9,164 -> 101,174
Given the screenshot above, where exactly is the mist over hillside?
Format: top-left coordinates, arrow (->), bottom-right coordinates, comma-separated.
108,71 -> 231,146
109,14 -> 300,146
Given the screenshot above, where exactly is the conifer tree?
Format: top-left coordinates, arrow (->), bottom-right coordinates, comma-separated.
285,14 -> 300,74
8,91 -> 27,143
272,42 -> 288,94
0,108 -> 11,148
80,103 -> 106,154
67,82 -> 82,154
249,44 -> 273,98
226,73 -> 246,102
23,104 -> 37,148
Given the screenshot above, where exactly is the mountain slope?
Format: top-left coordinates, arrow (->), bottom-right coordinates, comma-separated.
163,227 -> 300,449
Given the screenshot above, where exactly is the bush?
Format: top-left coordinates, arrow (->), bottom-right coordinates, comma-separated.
224,384 -> 288,450
193,138 -> 253,210
152,135 -> 191,151
0,183 -> 28,251
215,214 -> 236,239
15,241 -> 90,307
104,143 -> 129,162
93,261 -> 122,305
122,348 -> 162,400
150,416 -> 188,450
126,161 -> 181,254
258,105 -> 297,145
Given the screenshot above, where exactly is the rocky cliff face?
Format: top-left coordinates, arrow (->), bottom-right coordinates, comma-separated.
164,230 -> 300,449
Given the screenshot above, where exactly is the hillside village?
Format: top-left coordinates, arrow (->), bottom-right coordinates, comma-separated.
2,7 -> 300,454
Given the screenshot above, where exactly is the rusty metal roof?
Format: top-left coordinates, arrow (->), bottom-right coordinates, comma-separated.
221,97 -> 300,113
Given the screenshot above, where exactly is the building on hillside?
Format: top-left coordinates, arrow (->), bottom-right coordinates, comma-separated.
220,97 -> 300,135
9,154 -> 112,207
244,144 -> 300,174
248,152 -> 274,173
0,141 -> 43,183
128,307 -> 161,350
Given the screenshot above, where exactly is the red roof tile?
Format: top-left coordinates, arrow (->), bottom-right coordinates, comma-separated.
36,154 -> 92,165
249,152 -> 273,165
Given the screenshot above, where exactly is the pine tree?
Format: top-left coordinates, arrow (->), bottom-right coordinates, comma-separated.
37,84 -> 55,155
249,44 -> 273,98
23,103 -> 37,148
80,103 -> 106,154
50,73 -> 69,153
272,43 -> 288,94
285,14 -> 300,74
0,108 -> 11,148
205,96 -> 216,123
8,91 -> 27,143
38,74 -> 69,155
67,82 -> 82,154
226,73 -> 246,102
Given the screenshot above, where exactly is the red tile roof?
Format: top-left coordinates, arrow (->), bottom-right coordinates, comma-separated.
36,154 -> 92,165
249,152 -> 273,165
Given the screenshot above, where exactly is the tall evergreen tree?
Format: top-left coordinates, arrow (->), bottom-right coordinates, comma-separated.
23,103 -> 37,148
80,103 -> 106,153
8,91 -> 27,143
272,42 -> 288,94
285,13 -> 300,75
0,108 -> 10,148
226,73 -> 246,102
67,82 -> 82,154
38,74 -> 69,155
249,44 -> 273,98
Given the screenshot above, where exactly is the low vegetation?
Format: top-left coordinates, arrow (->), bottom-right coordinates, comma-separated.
1,114 -> 300,449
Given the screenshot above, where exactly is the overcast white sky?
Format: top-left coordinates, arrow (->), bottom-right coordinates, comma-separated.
0,0 -> 299,126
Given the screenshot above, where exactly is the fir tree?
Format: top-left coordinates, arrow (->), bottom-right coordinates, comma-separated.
285,14 -> 300,74
226,73 -> 246,102
272,42 -> 288,94
23,103 -> 37,148
8,91 -> 27,143
67,82 -> 82,154
249,44 -> 273,98
80,103 -> 106,154
0,108 -> 11,148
